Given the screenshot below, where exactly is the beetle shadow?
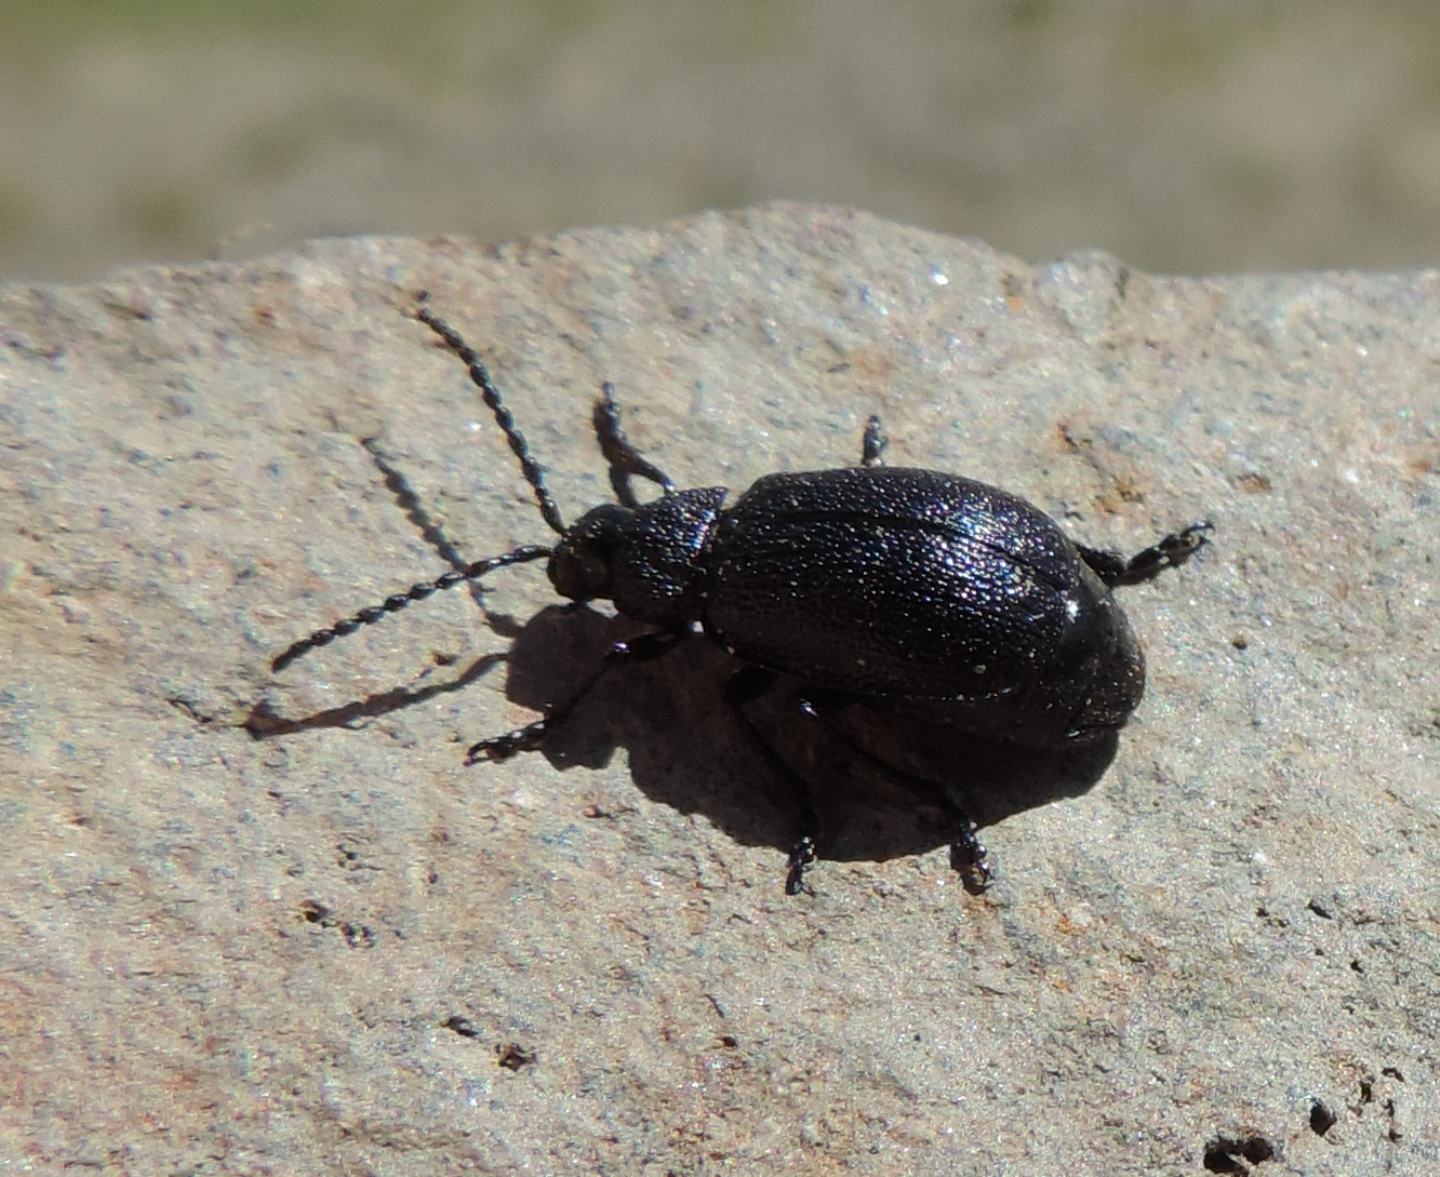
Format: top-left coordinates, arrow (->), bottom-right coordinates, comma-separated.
495,605 -> 1119,872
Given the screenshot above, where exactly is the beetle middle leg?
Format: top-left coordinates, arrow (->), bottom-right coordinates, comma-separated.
795,694 -> 992,893
467,627 -> 687,762
1078,520 -> 1213,587
859,414 -> 888,467
593,382 -> 676,508
724,665 -> 823,895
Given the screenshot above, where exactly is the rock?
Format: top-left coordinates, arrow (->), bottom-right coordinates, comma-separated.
2,204 -> 1436,1173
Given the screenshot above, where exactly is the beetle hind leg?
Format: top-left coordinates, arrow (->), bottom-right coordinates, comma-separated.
593,382 -> 676,507
1079,519 -> 1213,587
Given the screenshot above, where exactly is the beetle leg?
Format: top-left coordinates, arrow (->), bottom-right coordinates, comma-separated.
593,382 -> 676,507
466,628 -> 687,762
1078,520 -> 1213,587
859,414 -> 889,467
795,696 -> 992,893
723,666 -> 824,895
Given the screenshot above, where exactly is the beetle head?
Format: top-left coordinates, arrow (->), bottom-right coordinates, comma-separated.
548,503 -> 633,603
548,488 -> 728,627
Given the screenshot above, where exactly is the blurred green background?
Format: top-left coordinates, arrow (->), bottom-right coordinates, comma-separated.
5,0 -> 1440,282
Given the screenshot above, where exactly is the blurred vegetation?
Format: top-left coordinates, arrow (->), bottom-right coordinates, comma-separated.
4,0 -> 1440,280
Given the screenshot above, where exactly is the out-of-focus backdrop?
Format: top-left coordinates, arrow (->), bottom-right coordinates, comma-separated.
5,0 -> 1439,283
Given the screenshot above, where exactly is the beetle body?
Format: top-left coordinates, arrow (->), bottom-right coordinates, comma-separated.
274,303 -> 1210,893
553,467 -> 1143,747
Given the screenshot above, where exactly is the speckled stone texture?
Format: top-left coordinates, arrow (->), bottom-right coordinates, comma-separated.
2,205 -> 1437,1175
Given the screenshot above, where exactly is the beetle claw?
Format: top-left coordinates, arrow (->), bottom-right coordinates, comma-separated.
466,722 -> 547,764
951,827 -> 992,893
785,835 -> 817,896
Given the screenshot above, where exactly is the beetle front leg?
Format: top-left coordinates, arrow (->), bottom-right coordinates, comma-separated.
1078,520 -> 1213,588
724,666 -> 823,895
467,628 -> 687,762
593,382 -> 676,507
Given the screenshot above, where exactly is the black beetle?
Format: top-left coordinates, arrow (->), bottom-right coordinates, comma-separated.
274,300 -> 1210,894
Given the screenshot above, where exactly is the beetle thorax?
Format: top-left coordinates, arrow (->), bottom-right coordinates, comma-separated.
548,487 -> 728,627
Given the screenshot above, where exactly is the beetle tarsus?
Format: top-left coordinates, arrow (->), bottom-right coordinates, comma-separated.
785,835 -> 817,895
1080,519 -> 1213,587
1127,519 -> 1213,581
860,414 -> 889,467
951,825 -> 992,893
467,722 -> 548,764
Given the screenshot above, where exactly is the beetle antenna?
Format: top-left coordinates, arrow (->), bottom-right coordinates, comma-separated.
271,543 -> 551,672
415,303 -> 568,537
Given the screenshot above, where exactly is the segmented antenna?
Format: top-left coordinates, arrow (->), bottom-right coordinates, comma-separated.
271,544 -> 551,671
272,302 -> 575,672
415,304 -> 567,537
